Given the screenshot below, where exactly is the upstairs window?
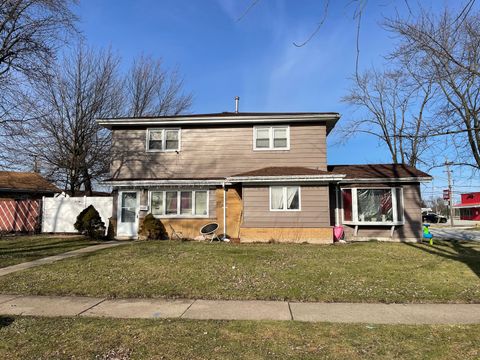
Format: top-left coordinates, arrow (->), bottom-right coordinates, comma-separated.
270,186 -> 301,211
147,129 -> 180,152
254,126 -> 289,150
341,187 -> 404,225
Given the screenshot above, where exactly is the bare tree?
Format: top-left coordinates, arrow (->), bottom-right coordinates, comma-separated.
342,68 -> 434,167
0,0 -> 77,84
124,55 -> 192,117
5,45 -> 123,194
0,0 -> 78,169
386,8 -> 480,169
4,46 -> 194,193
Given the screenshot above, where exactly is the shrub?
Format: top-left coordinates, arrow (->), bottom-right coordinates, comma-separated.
74,205 -> 106,240
138,214 -> 167,240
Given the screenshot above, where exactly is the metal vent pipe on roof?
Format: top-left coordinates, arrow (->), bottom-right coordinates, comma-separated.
235,96 -> 240,113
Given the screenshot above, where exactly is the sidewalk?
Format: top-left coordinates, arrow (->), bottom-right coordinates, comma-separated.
0,242 -> 124,277
1,294 -> 479,324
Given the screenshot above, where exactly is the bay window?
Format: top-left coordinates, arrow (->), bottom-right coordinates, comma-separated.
341,187 -> 404,225
150,190 -> 208,217
270,186 -> 301,211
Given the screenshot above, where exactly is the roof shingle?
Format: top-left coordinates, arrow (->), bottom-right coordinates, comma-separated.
0,171 -> 61,193
232,167 -> 331,177
327,164 -> 431,179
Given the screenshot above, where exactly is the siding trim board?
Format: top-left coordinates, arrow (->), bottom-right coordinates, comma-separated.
229,176 -> 344,183
340,177 -> 432,183
106,180 -> 226,187
98,113 -> 340,130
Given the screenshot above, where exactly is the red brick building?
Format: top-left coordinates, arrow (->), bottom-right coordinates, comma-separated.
453,192 -> 480,221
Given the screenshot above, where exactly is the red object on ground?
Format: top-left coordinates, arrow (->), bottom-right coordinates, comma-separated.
333,226 -> 344,242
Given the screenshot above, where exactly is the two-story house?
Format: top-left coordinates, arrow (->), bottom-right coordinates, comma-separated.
97,111 -> 431,242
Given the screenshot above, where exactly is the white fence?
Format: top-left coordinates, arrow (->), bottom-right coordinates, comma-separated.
42,194 -> 113,233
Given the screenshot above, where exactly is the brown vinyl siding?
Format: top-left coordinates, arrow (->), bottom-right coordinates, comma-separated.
242,185 -> 330,228
110,124 -> 327,179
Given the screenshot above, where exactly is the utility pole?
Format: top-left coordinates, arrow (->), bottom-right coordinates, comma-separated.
445,161 -> 454,227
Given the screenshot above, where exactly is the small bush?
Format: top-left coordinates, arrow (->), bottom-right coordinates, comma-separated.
74,205 -> 106,240
138,214 -> 167,240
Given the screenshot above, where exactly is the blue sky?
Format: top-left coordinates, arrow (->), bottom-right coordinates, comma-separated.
76,0 -> 480,201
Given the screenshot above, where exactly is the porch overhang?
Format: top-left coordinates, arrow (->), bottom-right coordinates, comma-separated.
227,175 -> 345,183
338,177 -> 433,184
104,179 -> 228,188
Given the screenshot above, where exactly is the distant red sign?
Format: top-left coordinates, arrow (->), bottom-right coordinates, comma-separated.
443,189 -> 450,200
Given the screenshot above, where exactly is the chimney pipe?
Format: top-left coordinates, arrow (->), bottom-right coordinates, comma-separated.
235,96 -> 240,113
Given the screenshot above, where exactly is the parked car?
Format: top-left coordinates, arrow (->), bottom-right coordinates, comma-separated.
422,211 -> 447,223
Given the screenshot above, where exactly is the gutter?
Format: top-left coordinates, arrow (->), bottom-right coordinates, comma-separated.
227,175 -> 346,183
339,177 -> 433,183
97,114 -> 340,129
222,181 -> 227,238
104,179 -> 228,187
103,175 -> 432,187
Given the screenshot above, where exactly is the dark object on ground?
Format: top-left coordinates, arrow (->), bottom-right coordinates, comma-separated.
200,222 -> 220,242
0,316 -> 14,328
74,205 -> 106,240
139,214 -> 167,240
422,211 -> 447,224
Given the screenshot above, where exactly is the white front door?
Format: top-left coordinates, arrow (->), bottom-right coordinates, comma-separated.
117,191 -> 139,238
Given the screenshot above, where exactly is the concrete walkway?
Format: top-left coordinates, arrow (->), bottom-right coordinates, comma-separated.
0,242 -> 124,277
1,294 -> 479,324
430,228 -> 480,242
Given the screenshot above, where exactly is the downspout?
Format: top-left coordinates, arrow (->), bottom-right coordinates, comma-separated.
222,181 -> 227,239
335,183 -> 340,227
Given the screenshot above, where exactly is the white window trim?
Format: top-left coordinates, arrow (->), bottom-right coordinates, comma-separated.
148,189 -> 209,218
269,186 -> 301,212
253,126 -> 290,151
146,128 -> 181,152
341,187 -> 405,226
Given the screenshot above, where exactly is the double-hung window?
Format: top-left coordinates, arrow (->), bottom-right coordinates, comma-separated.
254,126 -> 289,150
150,190 -> 208,217
342,187 -> 404,225
147,129 -> 180,152
270,186 -> 301,211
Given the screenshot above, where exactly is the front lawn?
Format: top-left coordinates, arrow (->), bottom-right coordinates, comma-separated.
0,316 -> 478,359
0,235 -> 100,268
0,240 -> 478,303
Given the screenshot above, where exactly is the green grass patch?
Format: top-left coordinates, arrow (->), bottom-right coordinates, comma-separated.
0,240 -> 478,303
0,235 -> 101,268
0,316 -> 479,359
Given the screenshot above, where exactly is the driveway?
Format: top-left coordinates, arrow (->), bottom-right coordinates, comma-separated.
430,227 -> 480,241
